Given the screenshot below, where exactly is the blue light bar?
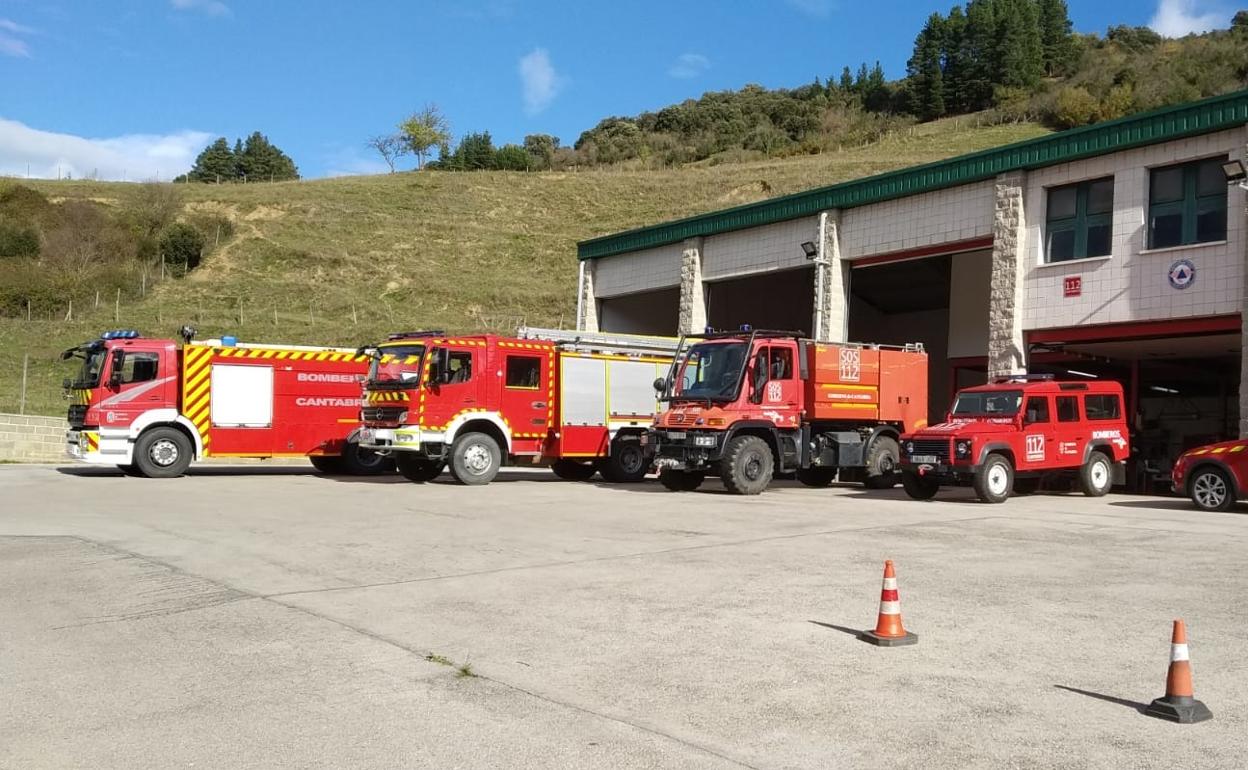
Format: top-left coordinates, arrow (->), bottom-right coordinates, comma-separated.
386,330 -> 446,340
100,330 -> 141,340
739,324 -> 752,332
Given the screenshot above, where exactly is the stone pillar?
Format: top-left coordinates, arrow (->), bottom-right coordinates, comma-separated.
988,171 -> 1028,378
815,210 -> 850,342
678,237 -> 706,335
577,259 -> 599,332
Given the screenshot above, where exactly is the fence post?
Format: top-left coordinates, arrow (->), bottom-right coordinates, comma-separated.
351,304 -> 358,325
65,300 -> 72,322
19,354 -> 29,415
95,290 -> 100,308
115,288 -> 121,322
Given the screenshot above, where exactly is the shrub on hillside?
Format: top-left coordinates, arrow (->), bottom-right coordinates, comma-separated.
160,223 -> 206,272
0,224 -> 39,259
1048,85 -> 1100,128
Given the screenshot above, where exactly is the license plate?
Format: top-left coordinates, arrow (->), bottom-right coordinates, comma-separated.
666,431 -> 687,440
911,455 -> 939,464
693,435 -> 716,447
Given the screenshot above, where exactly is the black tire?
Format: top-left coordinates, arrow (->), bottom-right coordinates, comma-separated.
598,435 -> 648,483
796,467 -> 837,487
659,468 -> 705,491
719,435 -> 774,495
551,458 -> 598,481
863,436 -> 900,489
448,432 -> 502,486
309,455 -> 343,474
974,453 -> 1013,504
901,470 -> 939,500
1079,450 -> 1113,497
396,453 -> 444,483
1189,466 -> 1236,512
133,426 -> 193,479
1012,477 -> 1041,496
340,439 -> 392,475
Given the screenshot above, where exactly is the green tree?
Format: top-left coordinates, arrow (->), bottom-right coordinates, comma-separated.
0,224 -> 39,259
1050,85 -> 1099,128
1037,0 -> 1075,76
494,144 -> 531,171
523,134 -> 560,169
237,132 -> 299,181
908,13 -> 947,120
186,138 -> 238,183
399,104 -> 452,169
159,223 -> 206,272
995,0 -> 1043,89
941,5 -> 970,113
443,132 -> 497,170
838,66 -> 855,93
962,0 -> 999,110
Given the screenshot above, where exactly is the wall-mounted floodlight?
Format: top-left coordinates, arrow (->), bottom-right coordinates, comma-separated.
800,241 -> 819,260
1221,159 -> 1248,190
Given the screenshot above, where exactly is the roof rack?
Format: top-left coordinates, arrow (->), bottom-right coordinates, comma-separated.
991,373 -> 1056,383
517,326 -> 678,355
386,330 -> 446,341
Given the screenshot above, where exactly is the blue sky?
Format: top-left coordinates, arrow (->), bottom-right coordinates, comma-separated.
0,0 -> 1227,179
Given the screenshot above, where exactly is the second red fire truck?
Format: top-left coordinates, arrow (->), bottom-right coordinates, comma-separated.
357,327 -> 678,485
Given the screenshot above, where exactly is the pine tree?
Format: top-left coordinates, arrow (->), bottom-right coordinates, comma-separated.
942,5 -> 969,113
187,138 -> 238,183
237,132 -> 299,181
839,66 -> 854,92
908,13 -> 947,120
995,0 -> 1043,89
1037,0 -> 1075,76
962,0 -> 999,110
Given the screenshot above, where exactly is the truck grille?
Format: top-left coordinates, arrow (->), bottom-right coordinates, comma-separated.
908,438 -> 951,462
67,404 -> 88,429
363,406 -> 406,423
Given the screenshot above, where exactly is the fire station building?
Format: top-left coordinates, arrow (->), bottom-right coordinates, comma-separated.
575,89 -> 1248,491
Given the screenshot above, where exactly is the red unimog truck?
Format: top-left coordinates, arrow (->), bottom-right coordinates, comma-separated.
61,328 -> 383,478
647,327 -> 929,494
356,327 -> 678,485
898,375 -> 1130,504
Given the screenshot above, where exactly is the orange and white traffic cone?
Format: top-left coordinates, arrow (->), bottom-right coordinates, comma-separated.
1145,619 -> 1212,723
858,560 -> 918,647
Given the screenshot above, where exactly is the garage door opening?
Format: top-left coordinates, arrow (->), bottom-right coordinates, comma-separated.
597,287 -> 680,336
705,267 -> 814,333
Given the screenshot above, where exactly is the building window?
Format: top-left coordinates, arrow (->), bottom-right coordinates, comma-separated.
505,356 -> 541,389
1045,177 -> 1113,263
1148,157 -> 1227,249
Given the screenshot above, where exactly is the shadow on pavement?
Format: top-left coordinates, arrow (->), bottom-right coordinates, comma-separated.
807,620 -> 863,638
1053,685 -> 1148,714
55,465 -> 318,478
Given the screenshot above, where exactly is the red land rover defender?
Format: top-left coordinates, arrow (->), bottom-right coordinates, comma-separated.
899,375 -> 1129,504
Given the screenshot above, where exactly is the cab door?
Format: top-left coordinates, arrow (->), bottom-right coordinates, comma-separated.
421,345 -> 480,436
753,342 -> 801,429
499,349 -> 551,447
1020,395 -> 1056,470
98,346 -> 171,431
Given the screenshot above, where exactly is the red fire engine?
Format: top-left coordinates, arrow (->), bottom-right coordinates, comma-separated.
649,328 -> 928,494
357,327 -> 677,485
62,328 -> 383,477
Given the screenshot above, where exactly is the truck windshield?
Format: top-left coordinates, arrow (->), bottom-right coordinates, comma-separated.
63,345 -> 107,388
950,390 -> 1024,417
667,341 -> 748,402
369,344 -> 425,385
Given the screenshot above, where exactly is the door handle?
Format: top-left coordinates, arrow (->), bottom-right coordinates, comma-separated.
532,401 -> 548,409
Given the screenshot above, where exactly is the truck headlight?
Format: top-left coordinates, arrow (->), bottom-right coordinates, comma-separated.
955,440 -> 971,458
397,410 -> 409,423
904,440 -> 915,455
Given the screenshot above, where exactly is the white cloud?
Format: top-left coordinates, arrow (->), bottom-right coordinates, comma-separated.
170,0 -> 232,18
1149,0 -> 1225,37
0,117 -> 213,181
668,53 -> 710,79
786,0 -> 834,18
324,147 -> 391,178
0,18 -> 34,57
518,48 -> 566,116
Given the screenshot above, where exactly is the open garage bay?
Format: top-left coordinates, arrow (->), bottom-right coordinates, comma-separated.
2,465 -> 1246,768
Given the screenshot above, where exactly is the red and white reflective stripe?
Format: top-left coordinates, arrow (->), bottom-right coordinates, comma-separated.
879,578 -> 901,615
1171,643 -> 1190,662
878,601 -> 900,615
882,577 -> 898,590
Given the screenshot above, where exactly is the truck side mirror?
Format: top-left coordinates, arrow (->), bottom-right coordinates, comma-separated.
749,352 -> 767,404
653,377 -> 666,393
429,348 -> 450,385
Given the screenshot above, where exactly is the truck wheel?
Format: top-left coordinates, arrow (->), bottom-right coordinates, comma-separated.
598,435 -> 648,483
659,468 -> 704,491
340,440 -> 391,475
449,432 -> 501,486
720,435 -> 774,495
1079,451 -> 1113,497
133,427 -> 192,479
1189,466 -> 1235,512
901,470 -> 939,500
551,459 -> 597,481
309,455 -> 343,474
973,454 -> 1013,504
863,436 -> 899,489
397,453 -> 444,482
796,467 -> 837,487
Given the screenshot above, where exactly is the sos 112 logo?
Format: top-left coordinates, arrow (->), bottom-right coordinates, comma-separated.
1168,259 -> 1196,290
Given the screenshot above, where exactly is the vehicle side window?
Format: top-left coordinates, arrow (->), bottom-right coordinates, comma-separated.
121,352 -> 160,384
505,356 -> 541,389
1085,394 -> 1121,421
768,347 -> 794,380
1056,396 -> 1079,422
447,351 -> 473,384
1024,396 -> 1049,424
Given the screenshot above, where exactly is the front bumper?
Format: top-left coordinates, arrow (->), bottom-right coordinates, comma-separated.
899,460 -> 973,482
651,430 -> 723,470
358,425 -> 446,455
64,428 -> 122,465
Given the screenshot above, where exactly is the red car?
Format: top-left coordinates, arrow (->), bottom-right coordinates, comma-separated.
1172,440 -> 1248,512
899,375 -> 1130,504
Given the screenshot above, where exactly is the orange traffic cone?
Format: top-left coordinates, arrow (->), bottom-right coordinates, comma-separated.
859,560 -> 918,647
1145,619 -> 1212,723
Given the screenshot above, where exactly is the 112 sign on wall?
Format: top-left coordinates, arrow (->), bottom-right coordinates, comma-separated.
1063,276 -> 1082,298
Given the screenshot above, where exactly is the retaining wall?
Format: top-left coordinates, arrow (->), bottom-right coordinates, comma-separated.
0,413 -> 65,462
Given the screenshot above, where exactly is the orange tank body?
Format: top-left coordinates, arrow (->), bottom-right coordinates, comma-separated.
803,343 -> 928,432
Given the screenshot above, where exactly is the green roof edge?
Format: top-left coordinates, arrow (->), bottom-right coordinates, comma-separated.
577,88 -> 1248,260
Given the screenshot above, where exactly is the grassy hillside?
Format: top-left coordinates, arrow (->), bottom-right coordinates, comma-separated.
0,117 -> 1047,417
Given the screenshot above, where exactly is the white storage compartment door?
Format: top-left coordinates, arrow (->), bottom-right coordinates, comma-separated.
561,356 -> 606,426
608,359 -> 663,420
210,364 -> 274,427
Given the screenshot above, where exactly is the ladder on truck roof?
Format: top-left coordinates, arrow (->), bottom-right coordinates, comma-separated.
517,327 -> 678,356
